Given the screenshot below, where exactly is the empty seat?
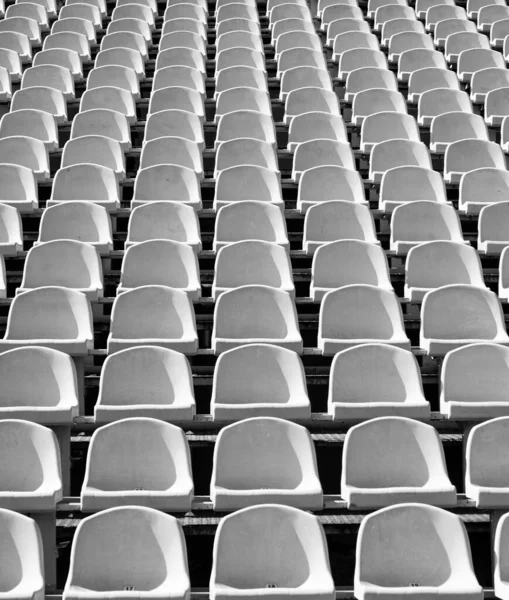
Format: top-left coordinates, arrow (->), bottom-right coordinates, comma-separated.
215,88 -> 271,122
0,47 -> 22,82
418,88 -> 472,127
471,66 -> 509,103
214,164 -> 281,209
216,31 -> 263,53
344,67 -> 398,103
0,31 -> 31,62
132,165 -> 202,210
500,245 -> 509,298
0,109 -> 58,150
215,3 -> 258,22
368,0 -> 408,19
127,202 -> 201,252
338,48 -> 388,81
165,2 -> 206,22
0,64 -> 10,101
61,136 -> 125,180
319,285 -> 410,354
37,202 -> 112,254
71,109 -> 131,151
293,139 -> 355,181
490,16 -> 509,46
288,111 -> 347,151
215,47 -> 265,73
444,139 -> 506,183
153,66 -> 204,94
21,64 -> 74,99
80,87 -> 136,122
140,137 -> 203,178
485,86 -> 509,126
329,343 -> 429,420
0,16 -> 40,45
144,110 -> 204,150
374,4 -> 416,31
280,66 -> 332,101
108,285 -> 198,354
212,417 -> 321,510
81,418 -> 193,512
214,201 -> 289,251
95,47 -> 145,79
460,167 -> 509,215
311,240 -> 392,301
215,66 -> 267,97
434,17 -> 477,46
270,2 -> 312,24
343,417 -> 456,508
304,200 -> 378,254
468,0 -> 506,19
148,86 -> 204,121
466,416 -> 509,507
63,506 -> 190,600
213,241 -> 293,298
118,238 -> 199,299
100,31 -> 147,61
332,31 -> 379,63
20,0 -> 57,18
11,86 -> 67,122
274,16 -> 316,44
421,284 -> 509,354
370,140 -> 431,183
354,504 -> 483,599
500,115 -> 509,152
352,88 -> 407,126
408,68 -> 460,104
215,110 -> 275,146
0,164 -> 37,212
155,47 -> 205,74
398,48 -> 447,81
0,419 -> 62,511
277,47 -> 328,78
494,492 -> 509,599
160,17 -> 206,38
388,30 -> 434,61
321,3 -> 363,28
360,112 -> 420,153
458,47 -> 505,82
405,241 -> 485,301
32,48 -> 82,79
381,16 -> 425,46
67,0 -> 106,18
0,135 -> 49,180
479,201 -> 509,253
87,65 -> 139,98
6,2 -> 48,28
380,166 -> 447,213
52,16 -> 96,42
107,17 -> 152,43
217,17 -> 260,38
431,112 -> 489,153
427,4 -> 467,31
298,165 -> 366,213
59,3 -> 101,28
43,31 -> 90,59
285,87 -> 340,124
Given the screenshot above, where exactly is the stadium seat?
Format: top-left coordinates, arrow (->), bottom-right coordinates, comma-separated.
210,504 -> 335,600
485,87 -> 509,125
360,112 -> 420,152
6,2 -> 48,29
490,16 -> 509,46
381,17 -> 425,46
107,17 -> 151,43
215,47 -> 265,73
216,31 -> 263,53
479,202 -> 509,253
63,506 -> 190,600
158,33 -> 206,55
338,48 -> 388,81
217,17 -> 260,38
321,2 -> 363,28
59,3 -> 101,28
95,345 -> 195,423
21,64 -> 74,100
352,88 -> 407,126
444,139 -> 506,183
0,509 -> 44,599
148,86 -> 204,120
32,48 -> 82,79
500,115 -> 509,152
144,110 -> 204,150
215,111 -> 275,146
107,285 -> 198,355
0,16 -> 40,45
344,67 -> 398,103
0,164 -> 37,212
421,284 -> 509,354
49,164 -> 120,212
368,0 -> 408,19
132,165 -> 202,210
115,0 -> 156,12
160,17 -> 206,38
416,0 -> 454,20
61,136 -> 125,180
0,47 -> 22,81
379,166 -> 447,213
417,88 -> 472,127
293,139 -> 355,181
213,241 -> 293,298
0,109 -> 58,150
370,140 -> 431,182
408,67 -> 460,104
311,240 -> 392,301
332,31 -> 379,62
270,3 -> 312,24
0,31 -> 31,62
214,164 -> 282,209
458,47 -> 505,82
81,418 -> 193,512
405,241 -> 485,301
319,0 -> 357,17
499,245 -> 509,298
431,112 -> 489,153
303,200 -> 378,254
398,48 -> 447,81
298,165 -> 366,213
388,30 -> 434,61
20,0 -> 57,18
67,0 -> 106,18
164,2 -> 206,22
0,65 -> 10,100
470,67 -> 509,103
211,417 -> 322,510
214,201 -> 289,251
374,4 -> 416,31
274,16 -> 317,44
427,4 -> 467,31
71,109 -> 131,151
468,0 -> 506,19
43,31 -> 90,59
318,284 -> 410,354
354,504 -> 483,599
459,167 -> 509,215
87,65 -> 140,99
494,506 -> 509,599
118,240 -> 201,299
342,417 -> 456,508
52,16 -> 96,42
215,2 -> 257,22
0,419 -> 62,511
280,66 -> 332,101
434,17 -> 477,46
11,86 -> 67,122
215,88 -> 271,122
140,137 -> 203,178
287,111 -> 348,151
153,66 -> 204,93
127,202 -> 201,252
100,31 -> 147,61
215,66 -> 267,97
277,48 -> 328,77
328,343 -> 429,420
80,87 -> 136,122
37,202 -> 112,254
95,47 -> 145,79
0,346 -> 78,424
0,135 -> 49,180
285,87 -> 340,124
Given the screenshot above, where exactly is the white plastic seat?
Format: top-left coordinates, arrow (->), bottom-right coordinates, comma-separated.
381,17 -> 425,46
280,66 -> 332,101
215,3 -> 258,22
287,111 -> 347,151
298,165 -> 365,213
215,88 -> 271,122
140,137 -> 203,178
144,110 -> 204,150
52,16 -> 96,42
159,32 -> 205,56
374,4 -> 416,31
212,417 -> 321,510
153,66 -> 204,94
87,65 -> 140,99
472,66 -> 509,105
431,112 -> 489,153
66,0 -> 106,17
148,86 -> 204,121
368,0 -> 408,19
216,31 -> 263,53
442,344 -> 509,419
59,3 -> 101,28
213,241 -> 294,298
500,115 -> 509,151
21,64 -> 74,100
446,31 -> 489,62
388,30 -> 433,61
360,112 -> 420,153
0,203 -> 22,257
160,18 -> 206,38
0,16 -> 40,45
32,48 -> 82,79
319,284 -> 410,354
95,47 -> 145,79
81,418 -> 193,512
398,48 -> 447,81
215,48 -> 265,73
107,17 -> 151,44
80,87 -> 136,122
108,285 -> 198,355
0,31 -> 31,62
19,240 -> 103,300
490,16 -> 509,46
458,47 -> 505,82
427,4 -> 467,31
285,87 -> 340,124
499,245 -> 509,298
270,2 -> 312,24
49,164 -> 120,212
12,85 -> 66,125
100,31 -> 147,61
321,3 -> 363,28
344,67 -> 397,103
0,108 -> 57,149
164,2 -> 206,22
416,0 -> 454,19
210,504 -> 335,600
215,66 -> 267,97
303,200 -> 378,254
0,48 -> 22,82
329,343 -> 429,420
351,88 -> 407,126
214,164 -> 282,209
71,109 -> 131,151
0,164 -> 37,211
418,88 -> 472,126
467,417 -> 509,507
332,31 -> 379,62
343,416 -> 456,508
212,344 -> 310,420
95,346 -> 195,422
115,0 -> 157,15
214,201 -> 289,251
127,202 -> 201,252
327,17 -> 371,48
217,17 -> 260,39
132,165 -> 202,210
485,86 -> 509,125
293,139 -> 355,182
277,48 -> 328,77
111,4 -> 154,27
0,135 -> 49,180
311,240 -> 392,301
37,202 -> 113,254
354,504 -> 483,600
43,31 -> 90,59
444,139 -> 506,183
338,48 -> 388,81
468,0 -> 506,19
434,17 -> 477,46
274,17 -> 316,44
215,111 -> 275,146
405,241 -> 485,301
370,140 -> 431,183
380,166 -> 447,213
408,67 -> 460,103
6,2 -> 48,29
20,0 -> 57,18
0,346 -> 78,424
479,4 -> 509,32
479,201 -> 509,253
63,506 -> 190,600
421,284 -> 509,354
460,167 -> 509,215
